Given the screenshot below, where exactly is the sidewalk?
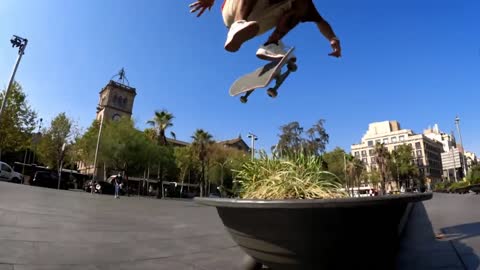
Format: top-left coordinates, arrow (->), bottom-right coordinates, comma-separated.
396,193 -> 480,270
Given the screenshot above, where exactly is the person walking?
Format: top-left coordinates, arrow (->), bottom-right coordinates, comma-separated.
114,174 -> 122,199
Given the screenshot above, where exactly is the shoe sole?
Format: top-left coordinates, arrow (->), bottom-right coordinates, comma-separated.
225,23 -> 260,52
256,53 -> 297,63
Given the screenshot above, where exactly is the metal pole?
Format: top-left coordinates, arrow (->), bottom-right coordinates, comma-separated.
92,113 -> 104,182
451,146 -> 458,183
455,116 -> 467,177
58,143 -> 66,189
248,133 -> 257,161
0,36 -> 28,128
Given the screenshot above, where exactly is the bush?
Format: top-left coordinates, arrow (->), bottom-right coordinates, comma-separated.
433,182 -> 451,191
467,165 -> 480,185
448,180 -> 471,191
234,151 -> 348,200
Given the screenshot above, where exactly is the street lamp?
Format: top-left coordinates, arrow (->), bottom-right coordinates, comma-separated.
92,108 -> 105,182
247,132 -> 258,160
454,116 -> 467,177
0,35 -> 28,128
58,143 -> 66,189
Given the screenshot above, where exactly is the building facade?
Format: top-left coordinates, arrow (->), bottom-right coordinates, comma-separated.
441,148 -> 465,181
465,151 -> 478,168
423,124 -> 456,153
351,121 -> 444,183
96,80 -> 136,122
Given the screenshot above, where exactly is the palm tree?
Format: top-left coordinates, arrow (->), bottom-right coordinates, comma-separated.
191,129 -> 214,197
345,155 -> 365,197
374,143 -> 390,195
147,110 -> 175,146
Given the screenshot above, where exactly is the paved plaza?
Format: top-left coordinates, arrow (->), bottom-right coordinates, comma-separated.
0,182 -> 479,270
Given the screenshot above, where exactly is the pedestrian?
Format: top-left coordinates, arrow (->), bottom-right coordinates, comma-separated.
114,174 -> 122,199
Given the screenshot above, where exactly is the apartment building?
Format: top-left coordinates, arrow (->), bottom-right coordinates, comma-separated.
351,121 -> 444,182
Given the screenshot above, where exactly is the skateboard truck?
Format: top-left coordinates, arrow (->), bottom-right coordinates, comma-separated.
240,59 -> 297,104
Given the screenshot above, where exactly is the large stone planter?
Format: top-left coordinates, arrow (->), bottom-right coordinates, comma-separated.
195,193 -> 432,270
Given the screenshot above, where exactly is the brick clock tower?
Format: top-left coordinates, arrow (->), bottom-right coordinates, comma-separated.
96,68 -> 136,122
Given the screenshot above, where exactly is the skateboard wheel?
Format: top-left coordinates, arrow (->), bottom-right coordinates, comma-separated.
242,255 -> 263,270
287,62 -> 298,72
240,96 -> 248,103
267,88 -> 278,98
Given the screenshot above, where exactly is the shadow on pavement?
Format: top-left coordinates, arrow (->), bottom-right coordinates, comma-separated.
396,202 -> 480,269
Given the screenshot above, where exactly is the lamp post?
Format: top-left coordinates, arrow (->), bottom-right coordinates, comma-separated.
0,35 -> 28,128
32,118 -> 43,164
92,108 -> 105,182
247,132 -> 258,160
58,143 -> 66,189
450,145 -> 458,183
454,116 -> 467,177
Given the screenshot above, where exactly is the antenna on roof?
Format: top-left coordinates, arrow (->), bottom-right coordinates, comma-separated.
111,68 -> 130,86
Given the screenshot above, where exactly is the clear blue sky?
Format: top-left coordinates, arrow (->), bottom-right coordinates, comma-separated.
1,0 -> 479,154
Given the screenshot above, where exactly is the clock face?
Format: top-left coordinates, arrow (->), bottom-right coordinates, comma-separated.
112,114 -> 121,121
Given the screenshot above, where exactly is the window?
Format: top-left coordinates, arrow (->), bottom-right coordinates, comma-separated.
371,157 -> 376,164
362,158 -> 368,164
416,150 -> 423,157
369,149 -> 374,156
376,139 -> 381,145
415,142 -> 421,149
383,138 -> 389,144
391,137 -> 397,143
1,164 -> 11,173
418,159 -> 424,166
361,150 -> 367,157
399,136 -> 405,142
354,152 -> 360,157
367,140 -> 374,147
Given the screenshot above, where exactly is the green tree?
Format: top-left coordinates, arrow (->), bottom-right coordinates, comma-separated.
99,118 -> 151,194
208,143 -> 249,196
191,129 -> 214,197
73,120 -> 101,169
304,119 -> 330,155
37,113 -> 76,170
147,109 -> 175,145
322,147 -> 348,184
275,119 -> 329,156
0,82 -> 37,159
374,143 -> 390,195
389,144 -> 418,188
346,155 -> 365,196
467,165 -> 480,185
174,146 -> 199,195
367,168 -> 381,189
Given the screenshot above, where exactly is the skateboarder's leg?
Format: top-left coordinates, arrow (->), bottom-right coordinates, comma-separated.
223,0 -> 261,52
257,0 -> 339,59
264,0 -> 312,47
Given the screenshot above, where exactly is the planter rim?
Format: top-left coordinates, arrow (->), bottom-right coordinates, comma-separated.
194,192 -> 432,209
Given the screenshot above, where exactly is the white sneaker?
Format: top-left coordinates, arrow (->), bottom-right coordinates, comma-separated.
225,20 -> 259,52
256,41 -> 296,61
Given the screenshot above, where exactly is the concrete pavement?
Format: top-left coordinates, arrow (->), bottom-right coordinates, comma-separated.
397,193 -> 480,270
0,181 -> 479,269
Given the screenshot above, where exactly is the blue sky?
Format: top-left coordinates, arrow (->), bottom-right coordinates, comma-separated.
1,0 -> 479,154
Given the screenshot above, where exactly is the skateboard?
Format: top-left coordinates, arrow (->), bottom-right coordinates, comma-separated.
229,47 -> 297,103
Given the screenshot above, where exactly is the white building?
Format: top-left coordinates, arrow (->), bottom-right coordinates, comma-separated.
441,148 -> 464,181
465,151 -> 478,168
424,124 -> 456,153
351,121 -> 444,184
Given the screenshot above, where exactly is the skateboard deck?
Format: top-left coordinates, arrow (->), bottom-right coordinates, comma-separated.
229,47 -> 297,103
